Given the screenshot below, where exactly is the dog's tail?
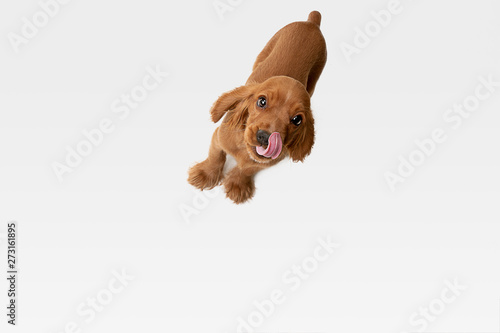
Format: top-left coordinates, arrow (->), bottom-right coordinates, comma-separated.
307,11 -> 322,27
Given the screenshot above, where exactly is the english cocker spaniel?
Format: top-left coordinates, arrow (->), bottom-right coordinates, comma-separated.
188,11 -> 327,204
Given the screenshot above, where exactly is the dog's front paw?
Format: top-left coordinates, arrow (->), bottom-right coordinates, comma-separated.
223,172 -> 255,204
187,161 -> 223,190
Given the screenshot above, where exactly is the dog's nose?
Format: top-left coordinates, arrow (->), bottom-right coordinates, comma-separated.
256,130 -> 270,146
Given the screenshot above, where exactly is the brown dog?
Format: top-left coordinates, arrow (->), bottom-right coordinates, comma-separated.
188,11 -> 327,204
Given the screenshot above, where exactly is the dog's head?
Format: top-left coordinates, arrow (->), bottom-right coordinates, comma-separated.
210,76 -> 315,163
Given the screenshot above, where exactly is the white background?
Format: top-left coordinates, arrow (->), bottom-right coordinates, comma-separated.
1,0 -> 500,332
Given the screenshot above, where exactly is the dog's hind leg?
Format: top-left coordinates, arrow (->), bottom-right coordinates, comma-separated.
251,36 -> 278,72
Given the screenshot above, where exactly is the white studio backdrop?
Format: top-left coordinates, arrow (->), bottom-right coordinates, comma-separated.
1,0 -> 500,333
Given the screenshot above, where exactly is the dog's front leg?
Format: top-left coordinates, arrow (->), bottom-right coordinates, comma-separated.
223,165 -> 260,204
188,128 -> 226,190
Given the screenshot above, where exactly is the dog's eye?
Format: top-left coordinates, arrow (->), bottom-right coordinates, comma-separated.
257,97 -> 267,109
291,115 -> 302,126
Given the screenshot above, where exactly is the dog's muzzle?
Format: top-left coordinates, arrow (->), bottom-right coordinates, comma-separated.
255,131 -> 282,159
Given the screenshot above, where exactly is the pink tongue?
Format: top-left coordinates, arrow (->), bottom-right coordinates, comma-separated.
256,132 -> 282,159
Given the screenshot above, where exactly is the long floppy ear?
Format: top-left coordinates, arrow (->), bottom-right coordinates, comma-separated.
210,85 -> 253,123
287,109 -> 315,162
